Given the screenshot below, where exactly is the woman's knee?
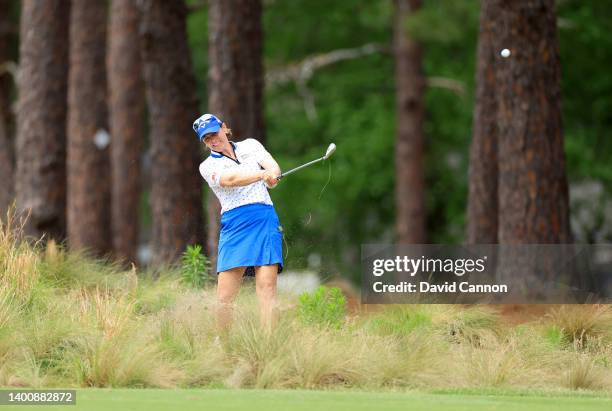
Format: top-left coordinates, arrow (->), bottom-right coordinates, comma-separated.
217,282 -> 240,303
217,291 -> 237,305
217,267 -> 243,303
255,265 -> 277,296
256,280 -> 276,299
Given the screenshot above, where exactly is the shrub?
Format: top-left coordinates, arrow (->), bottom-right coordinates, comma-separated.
297,286 -> 347,329
544,325 -> 569,348
545,305 -> 612,349
40,242 -> 113,289
565,354 -> 607,390
362,305 -> 433,336
445,306 -> 500,346
180,245 -> 210,289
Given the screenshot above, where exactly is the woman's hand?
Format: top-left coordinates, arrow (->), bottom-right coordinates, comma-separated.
259,156 -> 282,189
262,170 -> 280,189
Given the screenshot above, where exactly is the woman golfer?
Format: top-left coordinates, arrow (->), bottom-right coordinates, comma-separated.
193,113 -> 283,333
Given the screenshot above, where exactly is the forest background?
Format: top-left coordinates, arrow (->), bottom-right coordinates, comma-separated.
0,0 -> 610,284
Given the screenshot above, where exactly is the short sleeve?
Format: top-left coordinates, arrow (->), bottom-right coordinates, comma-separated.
246,138 -> 273,164
199,161 -> 223,188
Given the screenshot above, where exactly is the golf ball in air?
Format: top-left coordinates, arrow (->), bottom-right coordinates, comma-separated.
501,48 -> 511,58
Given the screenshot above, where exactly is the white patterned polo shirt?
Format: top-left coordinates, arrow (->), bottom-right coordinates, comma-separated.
199,138 -> 274,214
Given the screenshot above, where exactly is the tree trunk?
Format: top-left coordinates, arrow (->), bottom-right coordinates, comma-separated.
207,0 -> 264,269
393,0 -> 426,244
495,0 -> 571,244
140,0 -> 204,265
467,0 -> 499,244
108,0 -> 145,265
67,0 -> 111,256
0,0 -> 13,216
0,104 -> 10,218
15,0 -> 69,241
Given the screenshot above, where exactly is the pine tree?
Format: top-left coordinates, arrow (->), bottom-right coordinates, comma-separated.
495,0 -> 571,244
0,0 -> 13,215
108,0 -> 145,264
15,0 -> 70,240
67,0 -> 111,255
467,0 -> 499,244
140,0 -> 204,264
394,0 -> 426,244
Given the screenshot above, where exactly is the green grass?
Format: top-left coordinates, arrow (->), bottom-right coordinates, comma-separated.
2,389 -> 611,411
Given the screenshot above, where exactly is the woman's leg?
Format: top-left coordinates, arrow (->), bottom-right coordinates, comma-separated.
254,264 -> 279,332
216,266 -> 245,335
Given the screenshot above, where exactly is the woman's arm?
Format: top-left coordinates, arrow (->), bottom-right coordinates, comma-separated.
220,169 -> 265,188
219,169 -> 280,188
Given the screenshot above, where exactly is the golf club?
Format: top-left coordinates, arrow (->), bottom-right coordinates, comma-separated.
277,143 -> 336,180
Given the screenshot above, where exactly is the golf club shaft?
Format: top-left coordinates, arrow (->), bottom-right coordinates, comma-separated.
277,156 -> 325,179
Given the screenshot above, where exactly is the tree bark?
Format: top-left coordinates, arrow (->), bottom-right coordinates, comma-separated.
495,0 -> 571,244
67,0 -> 111,256
0,0 -> 13,216
393,0 -> 426,244
15,0 -> 69,241
108,0 -> 145,265
140,0 -> 204,265
207,0 -> 264,269
0,103 -> 10,218
467,0 -> 499,244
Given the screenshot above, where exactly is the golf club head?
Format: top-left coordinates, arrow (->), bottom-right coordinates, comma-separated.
324,143 -> 336,160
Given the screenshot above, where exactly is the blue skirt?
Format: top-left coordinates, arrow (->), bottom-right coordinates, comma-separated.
217,203 -> 284,276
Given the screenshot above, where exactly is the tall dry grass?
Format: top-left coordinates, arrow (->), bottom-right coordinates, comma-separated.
0,209 -> 611,391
